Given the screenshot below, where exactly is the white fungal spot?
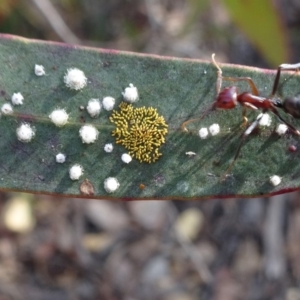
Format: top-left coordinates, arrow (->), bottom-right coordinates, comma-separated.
56,153 -> 66,163
199,127 -> 209,139
34,64 -> 45,76
1,103 -> 13,115
104,177 -> 120,193
121,153 -> 132,164
122,83 -> 138,103
104,143 -> 113,153
87,98 -> 101,117
269,175 -> 281,186
102,96 -> 115,111
257,113 -> 271,127
16,123 -> 35,143
11,92 -> 24,106
209,123 -> 220,136
69,164 -> 83,180
276,124 -> 288,135
79,124 -> 99,144
64,68 -> 87,90
185,151 -> 196,157
49,108 -> 69,127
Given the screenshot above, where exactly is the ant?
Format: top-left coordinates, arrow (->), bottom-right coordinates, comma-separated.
181,54 -> 300,180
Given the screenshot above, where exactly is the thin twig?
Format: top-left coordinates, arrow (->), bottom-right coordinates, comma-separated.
30,0 -> 80,44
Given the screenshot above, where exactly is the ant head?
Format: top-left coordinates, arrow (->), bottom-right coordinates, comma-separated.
214,86 -> 238,109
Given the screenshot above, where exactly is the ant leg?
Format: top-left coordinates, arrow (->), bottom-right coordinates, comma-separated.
222,77 -> 259,96
242,106 -> 248,126
211,53 -> 223,94
221,114 -> 263,181
271,62 -> 300,97
241,102 -> 259,127
181,105 -> 215,132
211,54 -> 259,96
270,107 -> 300,136
240,106 -> 250,128
222,108 -> 300,180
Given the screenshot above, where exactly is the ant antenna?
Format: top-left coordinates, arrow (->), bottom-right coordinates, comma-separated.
211,54 -> 222,73
211,54 -> 223,94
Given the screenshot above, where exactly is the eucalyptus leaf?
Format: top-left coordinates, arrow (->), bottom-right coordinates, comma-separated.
0,34 -> 299,200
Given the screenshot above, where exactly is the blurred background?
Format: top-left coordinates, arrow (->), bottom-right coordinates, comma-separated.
1,0 -> 300,299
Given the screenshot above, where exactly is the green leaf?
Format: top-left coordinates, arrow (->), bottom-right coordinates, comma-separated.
223,0 -> 289,67
0,34 -> 299,200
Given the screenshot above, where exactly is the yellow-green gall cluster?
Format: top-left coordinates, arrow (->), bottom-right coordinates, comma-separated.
110,102 -> 168,163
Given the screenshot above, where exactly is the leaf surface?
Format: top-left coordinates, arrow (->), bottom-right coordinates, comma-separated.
0,34 -> 299,200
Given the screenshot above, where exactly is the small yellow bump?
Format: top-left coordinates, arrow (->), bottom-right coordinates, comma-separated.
110,102 -> 168,163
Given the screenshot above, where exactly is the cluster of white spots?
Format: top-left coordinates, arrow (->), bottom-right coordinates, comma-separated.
79,124 -> 99,144
102,96 -> 115,111
64,68 -> 87,90
56,153 -> 66,163
122,83 -> 138,103
69,164 -> 84,180
11,93 -> 24,106
258,113 -> 272,127
276,124 -> 288,135
104,177 -> 120,193
269,175 -> 281,186
121,153 -> 132,164
16,123 -> 35,143
209,123 -> 220,136
34,65 -> 45,76
1,103 -> 13,115
199,124 -> 220,139
49,108 -> 69,127
199,127 -> 209,139
104,143 -> 113,153
87,98 -> 101,117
